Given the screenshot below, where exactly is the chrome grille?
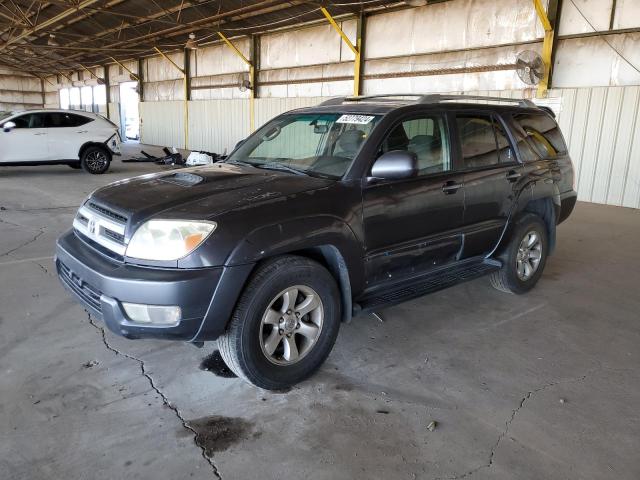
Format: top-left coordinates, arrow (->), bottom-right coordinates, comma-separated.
73,201 -> 127,256
87,201 -> 128,224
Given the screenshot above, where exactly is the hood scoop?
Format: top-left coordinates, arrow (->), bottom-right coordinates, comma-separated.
159,172 -> 204,187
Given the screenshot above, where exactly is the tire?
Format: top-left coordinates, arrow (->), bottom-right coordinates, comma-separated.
218,255 -> 341,390
81,146 -> 111,174
490,213 -> 548,294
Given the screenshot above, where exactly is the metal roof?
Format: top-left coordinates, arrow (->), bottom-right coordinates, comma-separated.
0,1 -> 414,77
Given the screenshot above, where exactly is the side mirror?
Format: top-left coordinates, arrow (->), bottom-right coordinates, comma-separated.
3,121 -> 16,132
369,150 -> 418,181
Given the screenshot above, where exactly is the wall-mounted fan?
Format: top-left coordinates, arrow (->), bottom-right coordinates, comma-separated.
516,50 -> 544,85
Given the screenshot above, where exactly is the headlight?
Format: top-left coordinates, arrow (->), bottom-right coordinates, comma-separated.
126,220 -> 217,261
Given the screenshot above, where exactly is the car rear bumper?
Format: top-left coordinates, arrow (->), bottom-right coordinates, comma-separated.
55,229 -> 253,342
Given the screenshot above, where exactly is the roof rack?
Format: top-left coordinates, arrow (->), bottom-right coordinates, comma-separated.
319,93 -> 537,108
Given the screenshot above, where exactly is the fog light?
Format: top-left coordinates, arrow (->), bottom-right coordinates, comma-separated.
122,303 -> 181,326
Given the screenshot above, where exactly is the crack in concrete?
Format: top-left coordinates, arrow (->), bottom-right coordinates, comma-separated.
437,374 -> 589,480
86,315 -> 223,479
0,229 -> 45,258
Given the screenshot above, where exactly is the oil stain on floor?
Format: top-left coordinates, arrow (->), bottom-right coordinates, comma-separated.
187,416 -> 258,456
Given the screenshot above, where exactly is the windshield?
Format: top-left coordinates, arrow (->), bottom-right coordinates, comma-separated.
0,111 -> 14,123
226,113 -> 381,178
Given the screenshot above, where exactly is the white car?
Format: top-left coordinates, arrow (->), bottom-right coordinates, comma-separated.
0,109 -> 121,174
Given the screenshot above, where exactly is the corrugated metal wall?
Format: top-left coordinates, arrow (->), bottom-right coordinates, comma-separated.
188,100 -> 250,153
139,101 -> 184,148
551,87 -> 640,209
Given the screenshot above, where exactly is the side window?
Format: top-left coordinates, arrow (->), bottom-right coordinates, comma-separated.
456,115 -> 500,169
380,115 -> 450,175
44,112 -> 90,128
70,114 -> 93,127
44,113 -> 65,128
455,114 -> 516,168
512,113 -> 567,159
11,114 -> 32,129
9,114 -> 45,129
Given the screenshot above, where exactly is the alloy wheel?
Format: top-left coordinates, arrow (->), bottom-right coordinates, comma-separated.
516,230 -> 543,281
259,285 -> 324,366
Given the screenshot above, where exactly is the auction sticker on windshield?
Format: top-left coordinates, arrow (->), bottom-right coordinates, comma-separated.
336,114 -> 375,125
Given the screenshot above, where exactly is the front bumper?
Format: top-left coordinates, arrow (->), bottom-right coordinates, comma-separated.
56,230 -> 252,341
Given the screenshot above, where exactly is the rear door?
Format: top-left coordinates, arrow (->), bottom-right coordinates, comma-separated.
362,112 -> 466,286
0,113 -> 49,163
45,112 -> 94,160
453,112 -> 523,258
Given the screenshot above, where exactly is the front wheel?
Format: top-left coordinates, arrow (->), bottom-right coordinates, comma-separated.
490,213 -> 548,294
81,146 -> 111,174
217,256 -> 341,390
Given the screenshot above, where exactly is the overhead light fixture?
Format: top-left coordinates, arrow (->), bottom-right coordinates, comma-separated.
47,33 -> 59,47
185,33 -> 198,50
406,0 -> 428,6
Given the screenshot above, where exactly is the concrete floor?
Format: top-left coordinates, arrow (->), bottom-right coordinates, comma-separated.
1,144 -> 639,480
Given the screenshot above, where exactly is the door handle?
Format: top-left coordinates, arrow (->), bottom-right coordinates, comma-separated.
33,132 -> 47,136
76,130 -> 88,134
442,180 -> 462,194
506,170 -> 522,182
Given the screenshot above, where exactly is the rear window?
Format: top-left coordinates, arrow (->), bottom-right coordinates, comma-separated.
512,113 -> 567,159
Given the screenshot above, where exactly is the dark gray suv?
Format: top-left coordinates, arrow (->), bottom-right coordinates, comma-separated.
56,94 -> 577,389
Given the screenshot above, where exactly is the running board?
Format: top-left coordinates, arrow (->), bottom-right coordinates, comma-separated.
358,260 -> 501,312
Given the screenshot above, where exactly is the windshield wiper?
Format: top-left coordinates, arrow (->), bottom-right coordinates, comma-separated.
253,162 -> 307,176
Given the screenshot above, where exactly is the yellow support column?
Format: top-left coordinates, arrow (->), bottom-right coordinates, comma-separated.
533,0 -> 554,98
321,7 -> 361,96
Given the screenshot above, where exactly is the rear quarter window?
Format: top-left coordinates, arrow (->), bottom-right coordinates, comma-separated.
512,112 -> 567,159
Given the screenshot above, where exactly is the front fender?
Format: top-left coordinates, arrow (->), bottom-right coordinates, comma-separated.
226,215 -> 365,295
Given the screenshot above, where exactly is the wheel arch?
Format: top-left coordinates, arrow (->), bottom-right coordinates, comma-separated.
225,215 -> 364,324
78,141 -> 112,161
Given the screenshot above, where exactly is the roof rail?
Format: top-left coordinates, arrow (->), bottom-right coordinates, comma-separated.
319,94 -> 424,106
319,93 -> 537,108
418,94 -> 536,108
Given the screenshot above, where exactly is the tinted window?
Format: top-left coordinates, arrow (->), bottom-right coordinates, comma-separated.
9,113 -> 46,129
456,115 -> 502,169
380,116 -> 450,175
45,112 -> 92,128
512,113 -> 567,158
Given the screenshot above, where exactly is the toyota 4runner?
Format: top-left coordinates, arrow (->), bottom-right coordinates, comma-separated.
56,94 -> 577,389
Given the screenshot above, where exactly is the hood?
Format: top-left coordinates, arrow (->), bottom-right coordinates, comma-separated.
91,163 -> 333,224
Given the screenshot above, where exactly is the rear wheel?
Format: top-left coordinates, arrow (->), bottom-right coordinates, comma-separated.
81,146 -> 111,174
490,213 -> 548,294
217,256 -> 341,390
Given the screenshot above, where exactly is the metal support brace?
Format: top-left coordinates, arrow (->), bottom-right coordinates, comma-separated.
533,0 -> 554,98
321,7 -> 362,96
153,46 -> 189,149
218,31 -> 255,132
108,56 -> 139,81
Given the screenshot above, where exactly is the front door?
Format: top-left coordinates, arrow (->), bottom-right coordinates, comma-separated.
362,113 -> 465,287
453,113 -> 523,258
0,113 -> 49,163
